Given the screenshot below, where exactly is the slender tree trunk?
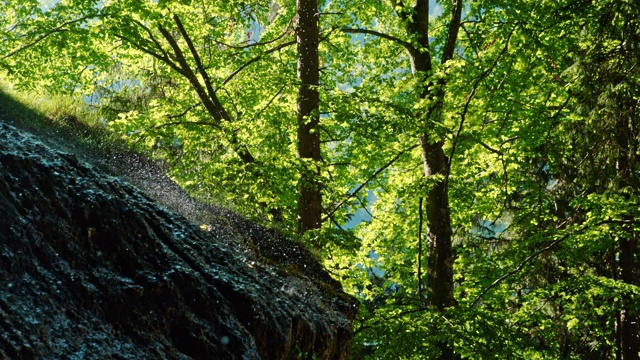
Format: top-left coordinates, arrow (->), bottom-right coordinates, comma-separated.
296,0 -> 322,234
611,244 -> 624,360
392,0 -> 462,358
619,243 -> 639,359
616,116 -> 639,360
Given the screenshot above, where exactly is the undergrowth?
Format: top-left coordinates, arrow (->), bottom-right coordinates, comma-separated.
0,81 -> 145,163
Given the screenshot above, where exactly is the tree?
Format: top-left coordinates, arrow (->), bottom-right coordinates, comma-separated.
392,0 -> 462,357
564,1 -> 640,357
1,0 -> 305,223
2,0 -> 639,358
295,0 -> 323,234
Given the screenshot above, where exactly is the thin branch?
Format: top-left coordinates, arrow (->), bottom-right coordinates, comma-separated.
460,23 -> 480,58
477,140 -> 504,155
324,143 -> 419,221
470,234 -> 566,307
417,197 -> 424,304
222,40 -> 296,85
470,219 -> 636,307
354,307 -> 426,335
340,28 -> 410,49
166,103 -> 199,119
319,26 -> 339,45
152,23 -> 255,165
354,193 -> 375,219
113,33 -> 184,76
319,125 -> 341,142
248,83 -> 287,123
130,18 -> 173,62
3,14 -> 104,60
157,25 -> 220,121
213,17 -> 295,50
322,205 -> 347,232
155,120 -> 222,129
133,119 -> 221,145
219,87 -> 242,119
445,23 -> 518,191
490,156 -> 509,226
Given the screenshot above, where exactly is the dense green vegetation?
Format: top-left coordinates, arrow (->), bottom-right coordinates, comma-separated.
1,0 -> 638,358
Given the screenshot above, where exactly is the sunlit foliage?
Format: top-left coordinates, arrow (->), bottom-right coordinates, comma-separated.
1,0 -> 638,358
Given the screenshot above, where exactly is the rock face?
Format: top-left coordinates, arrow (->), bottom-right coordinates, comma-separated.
0,121 -> 357,359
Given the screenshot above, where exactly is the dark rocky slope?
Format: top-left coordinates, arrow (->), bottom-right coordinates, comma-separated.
0,119 -> 357,359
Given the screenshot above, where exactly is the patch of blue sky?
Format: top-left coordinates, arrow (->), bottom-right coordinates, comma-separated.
430,1 -> 444,19
345,189 -> 376,229
39,0 -> 60,12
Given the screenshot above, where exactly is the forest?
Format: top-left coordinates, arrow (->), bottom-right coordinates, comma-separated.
1,0 -> 638,358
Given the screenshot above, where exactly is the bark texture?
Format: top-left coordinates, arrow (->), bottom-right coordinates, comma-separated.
296,0 -> 322,234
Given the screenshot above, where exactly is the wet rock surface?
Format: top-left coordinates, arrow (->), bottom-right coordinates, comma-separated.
0,120 -> 357,359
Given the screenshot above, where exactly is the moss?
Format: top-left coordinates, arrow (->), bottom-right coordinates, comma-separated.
275,263 -> 306,278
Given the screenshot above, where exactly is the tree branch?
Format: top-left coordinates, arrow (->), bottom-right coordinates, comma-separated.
470,234 -> 566,307
173,15 -> 230,122
2,14 -> 104,60
441,0 -> 464,64
340,28 -> 410,49
445,24 -> 517,191
213,17 -> 295,50
155,120 -> 222,129
157,25 -> 221,122
248,83 -> 287,123
113,33 -> 183,75
470,219 -> 636,307
166,103 -> 199,120
417,196 -> 424,304
130,18 -> 174,65
157,23 -> 254,164
222,40 -> 296,85
324,143 -> 419,221
354,193 -> 375,219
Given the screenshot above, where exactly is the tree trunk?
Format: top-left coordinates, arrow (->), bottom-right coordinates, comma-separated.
616,116 -> 639,360
393,0 -> 461,358
296,0 -> 322,234
422,138 -> 455,312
